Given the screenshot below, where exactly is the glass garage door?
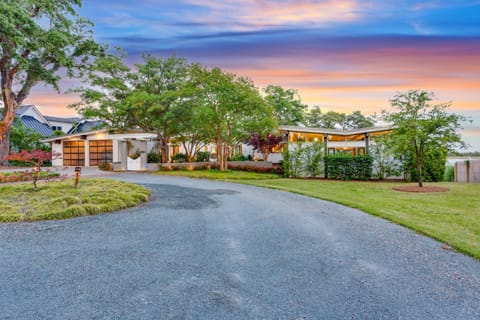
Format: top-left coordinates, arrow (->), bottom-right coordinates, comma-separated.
63,141 -> 85,166
89,140 -> 113,166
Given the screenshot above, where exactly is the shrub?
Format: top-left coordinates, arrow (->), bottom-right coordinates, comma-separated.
98,162 -> 113,171
443,165 -> 455,182
171,153 -> 187,163
195,151 -> 210,162
325,155 -> 373,181
228,154 -> 248,161
147,151 -> 161,163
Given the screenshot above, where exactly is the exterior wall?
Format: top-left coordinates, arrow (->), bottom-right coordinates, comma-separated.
52,142 -> 63,166
455,160 -> 480,183
48,120 -> 75,134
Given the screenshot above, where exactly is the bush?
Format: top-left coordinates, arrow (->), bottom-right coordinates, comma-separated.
325,155 -> 372,181
227,163 -> 283,175
443,165 -> 455,182
147,151 -> 161,163
195,151 -> 210,162
409,148 -> 447,182
171,153 -> 187,163
282,142 -> 324,178
98,162 -> 113,171
228,154 -> 248,161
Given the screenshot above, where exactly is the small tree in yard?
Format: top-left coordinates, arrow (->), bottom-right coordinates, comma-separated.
245,133 -> 285,161
7,149 -> 51,190
383,90 -> 467,187
369,135 -> 402,180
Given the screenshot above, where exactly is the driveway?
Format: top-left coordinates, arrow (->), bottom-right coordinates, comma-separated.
1,173 -> 479,319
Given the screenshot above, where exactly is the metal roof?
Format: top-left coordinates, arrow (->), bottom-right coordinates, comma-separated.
44,115 -> 80,123
67,120 -> 105,134
19,116 -> 54,137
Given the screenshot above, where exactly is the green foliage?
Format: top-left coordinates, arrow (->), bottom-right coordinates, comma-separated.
383,90 -> 467,187
282,142 -> 324,178
171,153 -> 187,163
369,135 -> 402,180
304,108 -> 375,129
0,178 -> 150,222
325,155 -> 373,180
264,85 -> 306,125
0,0 -> 103,150
10,118 -> 46,152
147,150 -> 161,163
195,151 -> 210,162
444,166 -> 455,182
408,148 -> 447,182
228,153 -> 248,161
156,169 -> 280,180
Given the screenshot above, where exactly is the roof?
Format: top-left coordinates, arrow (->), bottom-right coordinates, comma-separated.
279,125 -> 394,136
67,120 -> 105,134
44,115 -> 80,123
15,105 -> 34,116
41,128 -> 157,143
19,116 -> 54,137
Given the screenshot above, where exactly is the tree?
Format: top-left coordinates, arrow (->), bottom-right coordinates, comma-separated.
344,110 -> 375,130
192,66 -> 275,170
9,118 -> 46,152
72,54 -> 192,163
304,106 -> 323,127
245,133 -> 285,161
383,90 -> 467,187
369,135 -> 401,180
0,0 -> 102,165
264,85 -> 306,125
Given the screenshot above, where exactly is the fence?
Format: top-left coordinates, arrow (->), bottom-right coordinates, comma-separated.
455,160 -> 480,183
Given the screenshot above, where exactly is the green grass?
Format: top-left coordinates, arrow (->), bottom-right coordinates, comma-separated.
156,169 -> 281,180
0,178 -> 150,222
239,179 -> 480,259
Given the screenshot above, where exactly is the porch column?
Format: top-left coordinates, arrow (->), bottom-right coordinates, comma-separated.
365,132 -> 370,155
84,140 -> 90,167
324,133 -> 329,179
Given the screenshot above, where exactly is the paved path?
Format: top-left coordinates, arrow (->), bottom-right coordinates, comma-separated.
1,174 -> 479,319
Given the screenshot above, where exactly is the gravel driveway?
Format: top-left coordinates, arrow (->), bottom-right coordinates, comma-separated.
1,173 -> 479,319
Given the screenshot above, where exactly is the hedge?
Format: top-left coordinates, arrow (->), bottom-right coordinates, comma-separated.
324,155 -> 373,181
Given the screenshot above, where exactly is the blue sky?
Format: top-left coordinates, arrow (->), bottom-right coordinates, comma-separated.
28,0 -> 480,151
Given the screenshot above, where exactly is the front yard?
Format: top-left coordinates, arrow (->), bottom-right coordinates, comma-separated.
0,178 -> 150,222
156,169 -> 480,259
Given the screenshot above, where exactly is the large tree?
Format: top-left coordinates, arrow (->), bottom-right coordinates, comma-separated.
192,66 -> 276,170
304,108 -> 374,129
383,90 -> 467,187
264,85 -> 306,125
72,54 -> 192,163
0,0 -> 102,165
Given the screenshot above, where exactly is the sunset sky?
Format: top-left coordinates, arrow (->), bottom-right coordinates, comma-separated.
26,0 -> 480,151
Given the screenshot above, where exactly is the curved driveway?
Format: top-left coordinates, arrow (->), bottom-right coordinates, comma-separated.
1,174 -> 479,319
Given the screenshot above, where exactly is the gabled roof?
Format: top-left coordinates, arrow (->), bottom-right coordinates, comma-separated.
19,116 -> 53,137
44,115 -> 80,123
15,104 -> 49,124
279,125 -> 393,136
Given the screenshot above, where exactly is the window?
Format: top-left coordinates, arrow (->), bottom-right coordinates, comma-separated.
357,147 -> 365,156
52,126 -> 62,132
63,141 -> 85,166
89,140 -> 113,166
328,148 -> 336,155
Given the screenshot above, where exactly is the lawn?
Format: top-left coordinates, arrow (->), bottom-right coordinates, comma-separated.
241,179 -> 480,259
0,178 -> 150,222
156,169 -> 281,180
155,169 -> 480,258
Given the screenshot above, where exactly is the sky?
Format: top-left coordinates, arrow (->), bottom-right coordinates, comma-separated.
26,0 -> 480,151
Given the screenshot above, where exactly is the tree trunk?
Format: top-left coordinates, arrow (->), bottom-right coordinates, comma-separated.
0,128 -> 10,166
223,144 -> 229,170
217,137 -> 224,170
160,138 -> 169,163
417,159 -> 423,187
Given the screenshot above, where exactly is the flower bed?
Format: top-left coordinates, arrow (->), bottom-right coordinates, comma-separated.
0,170 -> 60,184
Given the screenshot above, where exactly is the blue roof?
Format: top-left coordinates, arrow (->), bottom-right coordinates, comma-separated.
68,120 -> 105,134
19,116 -> 53,137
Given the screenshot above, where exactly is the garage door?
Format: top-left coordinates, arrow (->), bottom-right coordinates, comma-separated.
89,140 -> 113,166
63,141 -> 85,166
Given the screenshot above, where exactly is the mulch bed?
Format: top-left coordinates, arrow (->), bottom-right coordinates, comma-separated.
393,185 -> 450,193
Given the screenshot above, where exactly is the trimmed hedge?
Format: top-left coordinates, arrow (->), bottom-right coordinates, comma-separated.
325,155 -> 373,181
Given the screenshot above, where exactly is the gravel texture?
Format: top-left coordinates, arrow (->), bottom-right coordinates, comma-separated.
1,173 -> 479,319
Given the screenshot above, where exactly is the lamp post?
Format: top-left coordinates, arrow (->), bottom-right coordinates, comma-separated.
74,166 -> 81,189
32,162 -> 41,190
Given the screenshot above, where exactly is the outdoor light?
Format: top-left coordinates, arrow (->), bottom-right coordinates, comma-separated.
74,166 -> 81,189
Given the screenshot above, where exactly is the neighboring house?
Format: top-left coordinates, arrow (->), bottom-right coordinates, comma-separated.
44,115 -> 80,134
67,119 -> 105,134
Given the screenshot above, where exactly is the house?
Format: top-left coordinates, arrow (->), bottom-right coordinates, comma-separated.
42,129 -> 157,170
279,125 -> 393,156
44,115 -> 80,134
